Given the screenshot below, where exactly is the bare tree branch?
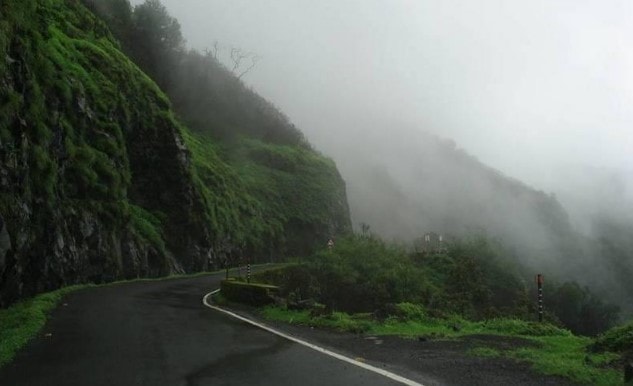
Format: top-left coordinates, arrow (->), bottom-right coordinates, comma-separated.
230,47 -> 248,73
202,43 -> 260,78
237,55 -> 260,79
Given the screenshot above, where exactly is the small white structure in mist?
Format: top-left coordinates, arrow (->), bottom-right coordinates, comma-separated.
415,232 -> 447,254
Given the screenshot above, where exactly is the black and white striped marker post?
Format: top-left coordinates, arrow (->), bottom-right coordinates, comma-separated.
247,261 -> 251,283
536,274 -> 544,322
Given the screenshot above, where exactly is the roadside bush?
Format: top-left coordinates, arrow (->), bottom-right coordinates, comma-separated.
256,234 -> 619,337
307,235 -> 436,313
311,312 -> 372,334
220,279 -> 279,306
548,281 -> 620,336
252,264 -> 320,300
391,302 -> 428,322
443,237 -> 528,319
481,318 -> 571,337
591,320 -> 633,353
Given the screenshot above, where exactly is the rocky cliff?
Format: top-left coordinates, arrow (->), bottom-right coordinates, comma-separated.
0,0 -> 351,306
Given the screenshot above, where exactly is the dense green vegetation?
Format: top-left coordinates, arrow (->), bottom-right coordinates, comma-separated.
244,235 -> 628,384
184,130 -> 349,257
255,235 -> 619,334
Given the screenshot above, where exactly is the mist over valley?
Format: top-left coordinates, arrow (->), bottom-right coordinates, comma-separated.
144,0 -> 633,316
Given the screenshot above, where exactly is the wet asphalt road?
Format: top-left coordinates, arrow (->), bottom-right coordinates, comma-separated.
0,270 -> 402,386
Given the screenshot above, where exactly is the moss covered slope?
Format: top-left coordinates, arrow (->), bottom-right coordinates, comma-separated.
0,0 -> 209,305
0,0 -> 351,305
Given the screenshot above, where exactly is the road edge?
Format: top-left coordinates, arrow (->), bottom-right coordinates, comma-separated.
202,290 -> 425,386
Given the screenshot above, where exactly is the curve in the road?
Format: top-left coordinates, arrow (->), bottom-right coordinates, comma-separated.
0,270 -> 414,386
203,290 -> 425,386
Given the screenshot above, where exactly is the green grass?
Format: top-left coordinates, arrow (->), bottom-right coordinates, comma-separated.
0,264 -> 281,369
260,307 -> 372,334
0,285 -> 93,368
260,305 -> 624,385
261,306 -> 313,325
370,314 -> 570,340
128,204 -> 167,254
508,336 -> 622,385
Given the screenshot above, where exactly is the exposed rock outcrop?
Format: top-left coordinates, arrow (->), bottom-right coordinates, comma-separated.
0,0 -> 211,305
0,0 -> 351,306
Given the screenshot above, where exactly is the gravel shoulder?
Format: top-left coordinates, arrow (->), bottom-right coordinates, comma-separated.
221,302 -> 579,386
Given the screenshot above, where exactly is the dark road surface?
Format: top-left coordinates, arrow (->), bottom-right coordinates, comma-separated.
0,270 -> 404,386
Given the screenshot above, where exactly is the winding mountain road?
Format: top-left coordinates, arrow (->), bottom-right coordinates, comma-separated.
0,269 -> 411,386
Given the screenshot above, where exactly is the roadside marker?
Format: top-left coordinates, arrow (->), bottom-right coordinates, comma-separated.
202,290 -> 426,386
536,274 -> 544,322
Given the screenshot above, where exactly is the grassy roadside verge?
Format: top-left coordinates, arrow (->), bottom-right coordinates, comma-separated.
0,285 -> 93,368
0,263 -> 282,369
259,305 -> 623,385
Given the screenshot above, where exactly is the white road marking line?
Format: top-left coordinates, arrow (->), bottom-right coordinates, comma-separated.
202,290 -> 425,386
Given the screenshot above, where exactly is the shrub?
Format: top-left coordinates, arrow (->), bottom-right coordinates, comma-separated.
252,264 -> 320,300
313,312 -> 372,334
481,318 -> 571,337
591,320 -> 633,353
307,235 -> 435,312
548,281 -> 620,336
392,302 -> 428,321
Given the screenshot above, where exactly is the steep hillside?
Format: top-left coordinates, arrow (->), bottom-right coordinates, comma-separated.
224,138 -> 350,256
0,0 -> 350,306
83,0 -> 351,257
340,130 -> 574,248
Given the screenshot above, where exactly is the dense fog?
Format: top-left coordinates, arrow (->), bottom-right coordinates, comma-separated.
141,0 -> 632,232
131,0 -> 633,312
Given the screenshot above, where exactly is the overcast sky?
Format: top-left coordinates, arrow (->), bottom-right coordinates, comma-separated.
137,0 -> 633,194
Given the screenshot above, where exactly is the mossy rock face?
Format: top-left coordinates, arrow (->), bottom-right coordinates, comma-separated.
0,0 -> 352,306
0,0 -> 210,305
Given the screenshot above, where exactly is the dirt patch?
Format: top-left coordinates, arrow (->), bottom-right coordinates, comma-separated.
462,334 -> 541,350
